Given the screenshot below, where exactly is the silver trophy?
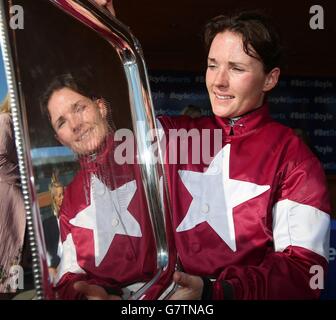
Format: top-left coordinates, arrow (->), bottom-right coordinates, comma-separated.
0,0 -> 177,299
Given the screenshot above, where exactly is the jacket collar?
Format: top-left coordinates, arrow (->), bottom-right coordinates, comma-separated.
214,101 -> 272,136
78,132 -> 115,173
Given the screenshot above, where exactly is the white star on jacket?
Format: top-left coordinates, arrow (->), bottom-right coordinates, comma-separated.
70,174 -> 142,267
55,233 -> 85,284
177,144 -> 270,251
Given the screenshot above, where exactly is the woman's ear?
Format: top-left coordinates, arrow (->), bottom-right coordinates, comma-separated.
263,67 -> 280,92
96,98 -> 108,119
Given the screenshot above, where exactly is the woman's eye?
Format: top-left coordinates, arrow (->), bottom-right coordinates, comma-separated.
208,64 -> 217,69
232,67 -> 244,72
75,103 -> 86,112
57,120 -> 65,130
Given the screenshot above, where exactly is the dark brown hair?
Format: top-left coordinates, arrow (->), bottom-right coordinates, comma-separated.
40,73 -> 115,132
204,11 -> 283,73
40,73 -> 96,120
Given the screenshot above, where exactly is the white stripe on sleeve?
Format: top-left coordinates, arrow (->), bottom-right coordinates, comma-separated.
272,199 -> 330,260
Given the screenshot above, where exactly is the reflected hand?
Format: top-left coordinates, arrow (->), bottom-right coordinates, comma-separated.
169,271 -> 203,300
74,281 -> 122,300
48,267 -> 58,284
93,0 -> 116,16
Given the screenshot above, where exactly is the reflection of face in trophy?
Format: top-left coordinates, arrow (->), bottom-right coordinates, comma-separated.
48,89 -> 109,156
43,75 -> 110,156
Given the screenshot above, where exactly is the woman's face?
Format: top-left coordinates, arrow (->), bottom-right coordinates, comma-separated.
53,186 -> 64,210
206,31 -> 279,118
48,87 -> 109,155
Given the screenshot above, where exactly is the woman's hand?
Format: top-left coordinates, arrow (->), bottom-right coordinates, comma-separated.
93,0 -> 116,17
74,281 -> 122,300
168,271 -> 204,300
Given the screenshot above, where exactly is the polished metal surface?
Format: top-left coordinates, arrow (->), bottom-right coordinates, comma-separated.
1,0 -> 175,299
49,1 -> 173,298
0,0 -> 45,299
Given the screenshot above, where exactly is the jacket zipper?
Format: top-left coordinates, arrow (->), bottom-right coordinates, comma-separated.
229,119 -> 235,136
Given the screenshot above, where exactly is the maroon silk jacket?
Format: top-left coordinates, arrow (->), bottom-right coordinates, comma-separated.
54,135 -> 158,299
158,102 -> 330,299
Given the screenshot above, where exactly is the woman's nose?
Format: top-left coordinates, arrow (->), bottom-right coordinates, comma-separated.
214,68 -> 229,88
68,115 -> 82,133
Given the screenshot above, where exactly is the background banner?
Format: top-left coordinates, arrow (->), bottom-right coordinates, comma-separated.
149,70 -> 336,175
